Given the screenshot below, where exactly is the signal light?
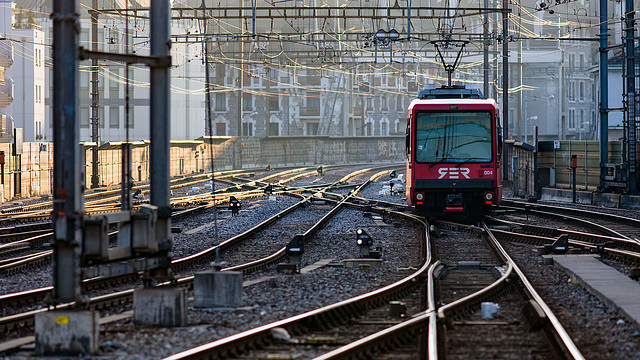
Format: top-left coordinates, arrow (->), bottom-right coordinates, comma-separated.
229,196 -> 241,216
356,229 -> 373,247
359,82 -> 370,93
407,81 -> 417,92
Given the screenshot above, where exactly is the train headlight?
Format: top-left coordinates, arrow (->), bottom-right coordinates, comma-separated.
484,192 -> 494,204
415,193 -> 424,201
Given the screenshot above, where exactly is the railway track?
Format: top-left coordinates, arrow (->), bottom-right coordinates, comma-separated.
0,165 -> 407,352
0,167 -> 326,276
163,209 -> 431,360
163,216 -> 586,360
501,199 -> 640,243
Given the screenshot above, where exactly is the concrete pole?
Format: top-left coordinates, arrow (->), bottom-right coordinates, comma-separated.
266,68 -> 271,136
502,0 -> 509,179
599,0 -> 609,187
90,3 -> 100,189
624,0 -> 636,192
150,0 -> 172,279
52,0 -> 82,303
203,0 -> 212,137
483,0 -> 489,98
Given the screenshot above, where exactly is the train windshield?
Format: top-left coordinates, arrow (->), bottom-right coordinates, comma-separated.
414,111 -> 492,163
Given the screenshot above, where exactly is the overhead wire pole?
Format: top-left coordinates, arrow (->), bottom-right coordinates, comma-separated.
483,0 -> 489,97
90,2 -> 100,189
122,0 -> 132,212
202,0 -> 221,261
150,0 -> 172,280
52,0 -> 82,303
599,0 -> 609,188
502,0 -> 509,179
624,0 -> 636,193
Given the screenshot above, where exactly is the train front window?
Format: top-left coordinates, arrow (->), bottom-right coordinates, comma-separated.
414,111 -> 492,163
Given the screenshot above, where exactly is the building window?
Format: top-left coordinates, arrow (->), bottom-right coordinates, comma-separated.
306,122 -> 318,135
215,64 -> 225,82
109,106 -> 119,128
307,93 -> 320,108
396,96 -> 403,111
269,122 -> 279,136
568,109 -> 575,130
242,122 -> 253,136
579,82 -> 584,100
568,53 -> 575,72
81,106 -> 90,128
243,93 -> 253,111
216,122 -> 226,136
269,95 -> 279,111
215,92 -> 226,111
381,98 -> 388,111
381,122 -> 388,135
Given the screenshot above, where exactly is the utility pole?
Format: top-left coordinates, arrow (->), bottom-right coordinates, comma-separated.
265,68 -> 271,136
624,0 -> 636,192
149,0 -> 172,280
502,0 -> 509,178
237,34 -> 244,137
52,0 -> 82,305
483,0 -> 489,97
599,0 -> 609,188
203,0 -> 212,138
90,2 -> 100,189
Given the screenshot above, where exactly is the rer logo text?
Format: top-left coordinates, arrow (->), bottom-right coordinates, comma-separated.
438,167 -> 471,179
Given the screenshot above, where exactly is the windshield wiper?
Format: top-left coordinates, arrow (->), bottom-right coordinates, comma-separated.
429,158 -> 449,168
455,157 -> 484,167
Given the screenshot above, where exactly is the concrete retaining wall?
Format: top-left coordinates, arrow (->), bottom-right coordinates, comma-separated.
541,187 -> 640,209
0,136 -> 404,201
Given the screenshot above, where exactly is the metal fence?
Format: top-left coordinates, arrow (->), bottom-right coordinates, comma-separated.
537,140 -> 623,190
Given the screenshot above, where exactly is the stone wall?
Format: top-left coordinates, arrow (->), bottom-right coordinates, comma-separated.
0,136 -> 405,201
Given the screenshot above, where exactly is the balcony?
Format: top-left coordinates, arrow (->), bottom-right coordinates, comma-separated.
0,76 -> 14,109
0,40 -> 13,68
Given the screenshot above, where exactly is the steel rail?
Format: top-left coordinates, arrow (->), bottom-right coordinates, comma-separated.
0,169 -> 259,220
0,166 -> 391,334
434,221 -> 584,359
487,216 -> 640,250
0,168 -> 313,275
481,222 -> 585,360
162,211 -> 430,360
486,223 -> 640,265
501,200 -> 640,240
310,260 -> 440,360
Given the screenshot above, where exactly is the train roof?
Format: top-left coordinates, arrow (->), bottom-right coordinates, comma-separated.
409,97 -> 498,110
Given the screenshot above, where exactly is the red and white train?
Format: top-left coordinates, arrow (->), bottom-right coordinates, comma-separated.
405,86 -> 503,216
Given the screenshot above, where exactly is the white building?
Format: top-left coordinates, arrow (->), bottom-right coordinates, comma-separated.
1,0 -> 46,142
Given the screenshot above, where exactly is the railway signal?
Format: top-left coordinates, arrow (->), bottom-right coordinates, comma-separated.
358,82 -> 370,93
317,166 -> 323,176
407,81 -> 417,92
356,228 -> 373,258
229,196 -> 241,216
285,234 -> 305,273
